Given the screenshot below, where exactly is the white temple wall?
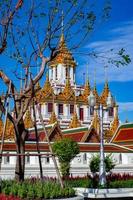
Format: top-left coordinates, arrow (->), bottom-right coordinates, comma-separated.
0,151 -> 133,179
64,104 -> 69,119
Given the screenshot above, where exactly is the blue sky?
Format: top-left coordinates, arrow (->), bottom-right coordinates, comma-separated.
75,0 -> 133,123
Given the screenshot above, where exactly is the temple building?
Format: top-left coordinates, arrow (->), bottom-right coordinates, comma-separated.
1,32 -> 133,180
33,33 -> 119,137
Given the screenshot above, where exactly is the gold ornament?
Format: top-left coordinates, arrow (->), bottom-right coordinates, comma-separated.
69,110 -> 81,128
100,81 -> 109,106
93,84 -> 99,105
49,111 -> 58,124
39,74 -> 54,102
24,109 -> 34,129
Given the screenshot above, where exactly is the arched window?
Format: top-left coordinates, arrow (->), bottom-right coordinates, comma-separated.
70,104 -> 74,114
48,103 -> 53,113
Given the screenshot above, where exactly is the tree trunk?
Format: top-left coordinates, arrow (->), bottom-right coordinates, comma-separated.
15,122 -> 27,182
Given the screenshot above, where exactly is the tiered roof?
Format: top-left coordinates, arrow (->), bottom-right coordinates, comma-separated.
111,123 -> 133,144
58,78 -> 75,102
48,34 -> 76,67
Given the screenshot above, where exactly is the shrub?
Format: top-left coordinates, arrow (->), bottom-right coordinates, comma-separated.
52,138 -> 80,177
89,154 -> 115,174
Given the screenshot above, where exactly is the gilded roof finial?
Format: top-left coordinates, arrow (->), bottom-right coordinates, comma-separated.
39,73 -> 53,100
61,10 -> 64,35
83,78 -> 91,97
69,109 -> 81,128
48,16 -> 76,68
92,68 -> 99,105
62,77 -> 75,100
93,83 -> 99,105
24,109 -> 34,129
100,80 -> 110,106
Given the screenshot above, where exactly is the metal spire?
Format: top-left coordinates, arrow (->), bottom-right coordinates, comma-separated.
61,10 -> 64,34
104,65 -> 108,83
94,67 -> 96,87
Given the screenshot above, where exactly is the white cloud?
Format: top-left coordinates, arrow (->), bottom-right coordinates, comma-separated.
118,102 -> 133,113
77,20 -> 133,84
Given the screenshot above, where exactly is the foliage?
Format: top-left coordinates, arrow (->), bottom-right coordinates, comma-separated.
89,154 -> 115,174
64,175 -> 92,188
52,138 -> 79,176
1,179 -> 75,199
64,174 -> 133,189
52,138 -> 80,163
60,162 -> 70,177
108,179 -> 133,188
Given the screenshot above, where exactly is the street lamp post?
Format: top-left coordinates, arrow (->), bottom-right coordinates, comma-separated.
99,104 -> 106,186
88,91 -> 113,187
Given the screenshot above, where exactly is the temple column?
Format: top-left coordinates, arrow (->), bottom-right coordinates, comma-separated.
63,66 -> 66,84
43,102 -> 47,118
70,67 -> 74,84
76,104 -> 80,118
64,104 -> 69,119
53,67 -> 56,81
55,103 -> 58,117
103,108 -> 108,122
114,105 -> 118,117
85,105 -> 89,120
49,67 -> 52,81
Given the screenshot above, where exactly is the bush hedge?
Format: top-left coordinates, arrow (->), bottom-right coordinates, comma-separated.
1,173 -> 133,199
1,179 -> 75,199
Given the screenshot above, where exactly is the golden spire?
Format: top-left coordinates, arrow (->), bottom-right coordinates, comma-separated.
100,80 -> 109,106
110,113 -> 119,135
93,83 -> 99,105
48,33 -> 76,68
92,111 -> 100,133
61,78 -> 75,101
24,109 -> 34,129
82,78 -> 91,101
69,109 -> 81,128
49,111 -> 58,124
105,112 -> 119,141
39,74 -> 54,101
